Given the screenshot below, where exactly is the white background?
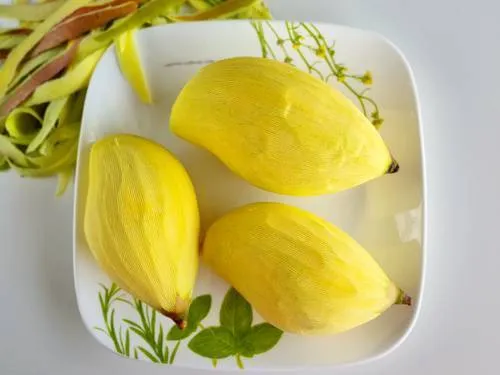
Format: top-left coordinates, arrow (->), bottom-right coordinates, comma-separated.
0,0 -> 496,374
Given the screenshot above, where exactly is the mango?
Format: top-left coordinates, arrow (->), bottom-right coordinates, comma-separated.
170,57 -> 398,196
202,202 -> 411,335
84,134 -> 199,326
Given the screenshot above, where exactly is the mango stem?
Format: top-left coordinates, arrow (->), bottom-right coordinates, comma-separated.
387,159 -> 400,174
395,290 -> 412,306
160,310 -> 187,329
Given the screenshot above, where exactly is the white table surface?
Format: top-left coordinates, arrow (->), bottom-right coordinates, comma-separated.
0,0 -> 496,374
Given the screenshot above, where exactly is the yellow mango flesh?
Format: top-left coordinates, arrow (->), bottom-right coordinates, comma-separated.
116,28 -> 152,104
84,134 -> 199,322
171,57 -> 395,196
202,202 -> 400,335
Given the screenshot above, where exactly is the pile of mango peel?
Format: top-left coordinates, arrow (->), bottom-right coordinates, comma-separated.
0,0 -> 271,195
85,56 -> 412,336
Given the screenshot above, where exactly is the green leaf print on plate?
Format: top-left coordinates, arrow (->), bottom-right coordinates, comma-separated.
188,326 -> 237,358
94,285 -> 282,370
123,298 -> 170,363
220,287 -> 253,337
167,294 -> 212,363
251,20 -> 384,128
239,323 -> 283,357
94,283 -> 131,357
188,288 -> 283,369
167,294 -> 212,341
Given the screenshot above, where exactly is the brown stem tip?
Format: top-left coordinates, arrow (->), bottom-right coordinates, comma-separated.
396,290 -> 412,306
387,159 -> 400,174
160,310 -> 187,330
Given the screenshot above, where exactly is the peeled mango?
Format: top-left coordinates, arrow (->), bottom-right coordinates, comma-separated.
170,57 -> 398,196
84,134 -> 199,326
202,202 -> 411,335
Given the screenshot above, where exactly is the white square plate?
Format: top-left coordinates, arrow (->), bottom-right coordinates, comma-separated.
74,20 -> 424,371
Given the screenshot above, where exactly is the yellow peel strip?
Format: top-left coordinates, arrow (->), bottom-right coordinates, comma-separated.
116,29 -> 152,104
0,0 -> 66,21
8,48 -> 63,93
95,0 -> 185,42
39,121 -> 80,157
9,140 -> 77,177
0,0 -> 94,98
56,167 -> 74,196
0,34 -> 26,50
0,134 -> 29,166
174,0 -> 262,21
27,96 -> 69,153
5,107 -> 43,145
25,48 -> 105,106
188,0 -> 211,11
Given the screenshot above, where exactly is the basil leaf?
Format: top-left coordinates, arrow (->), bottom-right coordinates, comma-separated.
167,294 -> 211,341
188,327 -> 236,359
220,288 -> 252,338
240,323 -> 283,357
